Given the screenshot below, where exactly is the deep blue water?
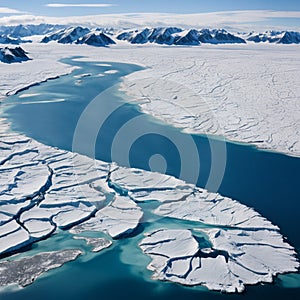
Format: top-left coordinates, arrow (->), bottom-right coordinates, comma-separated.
1,58 -> 300,299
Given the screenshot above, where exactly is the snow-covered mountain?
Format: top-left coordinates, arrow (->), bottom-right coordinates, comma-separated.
41,26 -> 90,44
117,27 -> 182,44
0,46 -> 30,63
0,24 -> 65,38
76,32 -> 115,46
246,31 -> 300,44
116,27 -> 246,45
173,29 -> 201,45
211,29 -> 246,44
41,26 -> 115,46
0,35 -> 24,44
1,23 -> 299,47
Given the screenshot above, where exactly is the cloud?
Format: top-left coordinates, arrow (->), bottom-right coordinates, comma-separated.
0,7 -> 24,14
0,10 -> 299,32
46,3 -> 116,8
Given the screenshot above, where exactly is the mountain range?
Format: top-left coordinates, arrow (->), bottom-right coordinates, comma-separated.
0,24 -> 300,48
245,30 -> 300,44
41,26 -> 115,46
0,24 -> 65,38
116,28 -> 246,45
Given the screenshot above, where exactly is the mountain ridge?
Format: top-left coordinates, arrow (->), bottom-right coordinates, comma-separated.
1,24 -> 300,47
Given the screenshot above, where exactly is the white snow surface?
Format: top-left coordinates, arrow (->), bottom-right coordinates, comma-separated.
140,228 -> 299,293
109,165 -> 194,203
73,236 -> 112,252
70,195 -> 143,239
154,189 -> 279,229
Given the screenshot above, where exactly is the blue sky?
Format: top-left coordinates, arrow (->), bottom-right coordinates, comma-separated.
1,0 -> 300,16
0,1 -> 299,30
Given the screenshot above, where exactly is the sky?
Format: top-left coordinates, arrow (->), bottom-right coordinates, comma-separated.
0,0 -> 299,30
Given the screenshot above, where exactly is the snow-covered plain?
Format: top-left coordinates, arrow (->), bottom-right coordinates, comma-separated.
1,42 -> 299,156
0,41 -> 299,292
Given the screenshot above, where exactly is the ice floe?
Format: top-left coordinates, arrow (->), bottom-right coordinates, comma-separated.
154,189 -> 278,229
109,165 -> 194,203
73,236 -> 112,252
140,228 -> 299,293
71,195 -> 143,239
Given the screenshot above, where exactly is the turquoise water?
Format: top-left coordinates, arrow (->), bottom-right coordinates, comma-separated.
1,58 -> 300,299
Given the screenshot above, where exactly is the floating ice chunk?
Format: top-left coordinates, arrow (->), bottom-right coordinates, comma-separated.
23,219 -> 55,239
20,203 -> 96,230
19,93 -> 40,98
0,212 -> 12,225
20,206 -> 60,222
71,195 -> 143,239
104,70 -> 118,74
110,166 -> 194,202
73,236 -> 112,252
130,187 -> 193,203
202,228 -> 299,275
155,188 -> 278,229
0,221 -> 31,255
74,73 -> 92,79
140,228 -> 299,293
0,163 -> 51,203
53,203 -> 97,229
18,99 -> 66,105
140,229 -> 198,258
0,220 -> 20,237
110,166 -> 188,190
96,63 -> 111,67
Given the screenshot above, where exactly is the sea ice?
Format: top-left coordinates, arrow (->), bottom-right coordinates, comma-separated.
73,236 -> 112,252
71,195 -> 143,238
140,228 -> 299,293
